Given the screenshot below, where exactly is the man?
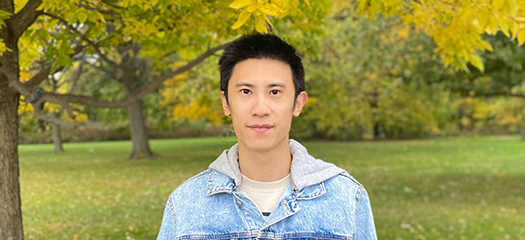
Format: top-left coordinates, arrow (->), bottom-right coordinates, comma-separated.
157,34 -> 377,239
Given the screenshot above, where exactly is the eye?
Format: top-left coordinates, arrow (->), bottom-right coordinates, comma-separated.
240,89 -> 251,94
270,89 -> 281,95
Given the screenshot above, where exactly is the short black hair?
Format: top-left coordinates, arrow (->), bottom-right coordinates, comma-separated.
219,34 -> 305,102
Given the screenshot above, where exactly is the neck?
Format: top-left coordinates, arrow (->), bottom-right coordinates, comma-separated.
237,139 -> 291,182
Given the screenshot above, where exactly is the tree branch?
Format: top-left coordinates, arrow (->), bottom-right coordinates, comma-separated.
475,92 -> 525,99
67,61 -> 84,92
100,0 -> 127,10
24,44 -> 85,88
10,0 -> 42,38
10,43 -> 227,118
32,101 -> 82,129
39,43 -> 227,108
78,1 -> 117,15
42,12 -> 121,70
139,44 -> 227,99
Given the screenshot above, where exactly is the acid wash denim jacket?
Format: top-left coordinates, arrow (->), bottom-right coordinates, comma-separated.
157,139 -> 377,240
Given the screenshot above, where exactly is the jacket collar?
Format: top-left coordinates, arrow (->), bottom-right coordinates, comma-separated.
207,139 -> 345,197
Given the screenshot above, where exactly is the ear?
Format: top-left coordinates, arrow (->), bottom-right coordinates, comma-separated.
293,91 -> 308,117
220,91 -> 231,116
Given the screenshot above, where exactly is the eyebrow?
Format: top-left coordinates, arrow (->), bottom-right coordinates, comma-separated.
235,82 -> 286,88
235,82 -> 254,88
268,83 -> 286,88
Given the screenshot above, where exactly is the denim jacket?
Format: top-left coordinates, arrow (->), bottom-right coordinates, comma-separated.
157,139 -> 377,240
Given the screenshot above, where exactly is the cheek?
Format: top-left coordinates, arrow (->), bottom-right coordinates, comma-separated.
274,100 -> 296,113
229,103 -> 248,121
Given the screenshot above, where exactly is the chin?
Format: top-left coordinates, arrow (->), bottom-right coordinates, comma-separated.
245,139 -> 275,152
243,135 -> 288,152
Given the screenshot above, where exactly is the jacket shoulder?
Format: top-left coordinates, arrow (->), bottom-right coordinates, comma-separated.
323,172 -> 366,199
169,169 -> 212,198
337,171 -> 364,188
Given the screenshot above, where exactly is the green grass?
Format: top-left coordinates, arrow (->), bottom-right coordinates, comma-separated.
19,136 -> 525,240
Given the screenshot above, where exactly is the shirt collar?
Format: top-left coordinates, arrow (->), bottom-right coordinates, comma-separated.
208,139 -> 345,196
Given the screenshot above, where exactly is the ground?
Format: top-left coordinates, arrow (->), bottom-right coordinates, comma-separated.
19,136 -> 525,240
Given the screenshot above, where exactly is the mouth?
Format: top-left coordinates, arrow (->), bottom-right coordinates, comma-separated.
248,124 -> 273,133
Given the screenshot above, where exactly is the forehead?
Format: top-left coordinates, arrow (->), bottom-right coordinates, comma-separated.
229,58 -> 293,86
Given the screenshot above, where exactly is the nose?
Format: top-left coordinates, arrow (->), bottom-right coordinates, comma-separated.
251,95 -> 271,117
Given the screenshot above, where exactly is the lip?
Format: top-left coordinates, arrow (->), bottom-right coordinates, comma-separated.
248,124 -> 273,133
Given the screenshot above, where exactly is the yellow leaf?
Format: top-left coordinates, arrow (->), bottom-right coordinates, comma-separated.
365,71 -> 377,80
263,14 -> 273,28
0,39 -> 10,56
74,113 -> 88,122
259,3 -> 282,16
232,9 -> 252,29
518,28 -> 525,45
229,0 -> 255,9
491,0 -> 505,10
20,71 -> 30,82
477,9 -> 490,29
514,17 -> 525,22
247,4 -> 258,12
254,15 -> 267,33
48,102 -> 55,112
366,6 -> 376,20
170,61 -> 186,68
397,28 -> 409,39
499,18 -> 510,37
469,53 -> 484,72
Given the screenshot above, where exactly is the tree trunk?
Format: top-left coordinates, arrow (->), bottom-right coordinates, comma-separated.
370,88 -> 381,140
119,45 -> 156,160
0,0 -> 24,236
458,107 -> 466,131
127,99 -> 155,159
37,102 -> 46,131
373,122 -> 381,140
51,112 -> 64,153
0,60 -> 24,240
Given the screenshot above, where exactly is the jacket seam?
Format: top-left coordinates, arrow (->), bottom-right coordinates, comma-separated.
259,231 -> 353,239
205,170 -> 216,195
176,230 -> 259,239
352,186 -> 363,239
168,196 -> 177,228
339,172 -> 364,188
178,169 -> 212,188
296,182 -> 327,200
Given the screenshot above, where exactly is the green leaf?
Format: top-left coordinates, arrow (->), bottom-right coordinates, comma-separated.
52,55 -> 73,72
0,9 -> 11,27
469,53 -> 484,72
77,11 -> 88,23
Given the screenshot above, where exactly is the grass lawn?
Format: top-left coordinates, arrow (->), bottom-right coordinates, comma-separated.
19,136 -> 525,240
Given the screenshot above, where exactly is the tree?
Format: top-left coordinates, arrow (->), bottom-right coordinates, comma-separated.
440,33 -> 525,136
355,0 -> 525,71
451,33 -> 525,99
0,0 -> 324,238
285,10 -> 457,140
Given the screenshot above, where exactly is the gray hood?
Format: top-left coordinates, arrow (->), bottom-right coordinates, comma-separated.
209,139 -> 346,191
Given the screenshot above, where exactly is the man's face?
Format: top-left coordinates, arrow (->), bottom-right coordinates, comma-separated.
220,58 -> 307,153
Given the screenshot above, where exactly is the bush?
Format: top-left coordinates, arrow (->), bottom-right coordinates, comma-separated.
18,125 -> 233,144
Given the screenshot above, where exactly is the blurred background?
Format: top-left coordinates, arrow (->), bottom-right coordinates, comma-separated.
1,0 -> 524,239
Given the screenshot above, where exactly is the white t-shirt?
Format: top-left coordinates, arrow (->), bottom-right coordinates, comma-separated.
238,173 -> 291,219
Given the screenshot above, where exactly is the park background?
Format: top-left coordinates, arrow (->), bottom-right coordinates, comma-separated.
1,0 -> 525,239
